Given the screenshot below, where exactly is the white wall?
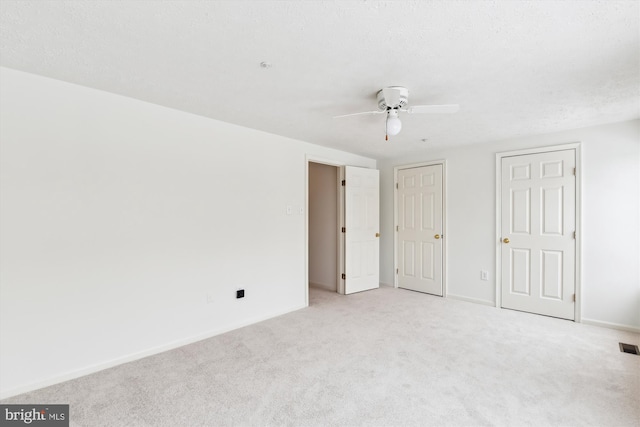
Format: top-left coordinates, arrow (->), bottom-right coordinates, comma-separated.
0,67 -> 375,398
308,163 -> 338,291
380,120 -> 640,331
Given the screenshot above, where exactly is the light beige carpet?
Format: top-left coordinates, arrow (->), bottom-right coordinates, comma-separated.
2,286 -> 639,426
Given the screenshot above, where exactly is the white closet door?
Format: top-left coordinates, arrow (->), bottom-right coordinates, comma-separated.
344,166 -> 379,294
501,150 -> 576,320
397,165 -> 443,296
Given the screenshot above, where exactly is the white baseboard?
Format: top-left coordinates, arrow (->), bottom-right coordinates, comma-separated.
581,318 -> 640,334
443,296 -> 639,333
446,293 -> 496,307
0,303 -> 307,400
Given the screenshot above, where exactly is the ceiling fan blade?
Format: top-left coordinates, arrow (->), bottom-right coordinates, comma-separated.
333,111 -> 383,118
405,104 -> 460,114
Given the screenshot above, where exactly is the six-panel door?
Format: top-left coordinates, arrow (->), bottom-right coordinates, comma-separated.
501,150 -> 576,320
398,164 -> 443,296
344,166 -> 380,294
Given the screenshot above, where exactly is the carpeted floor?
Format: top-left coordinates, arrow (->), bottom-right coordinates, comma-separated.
2,286 -> 639,426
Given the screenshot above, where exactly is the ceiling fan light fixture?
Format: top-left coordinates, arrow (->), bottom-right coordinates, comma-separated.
333,86 -> 459,139
386,111 -> 402,136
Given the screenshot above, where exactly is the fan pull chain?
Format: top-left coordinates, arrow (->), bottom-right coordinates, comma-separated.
385,114 -> 388,141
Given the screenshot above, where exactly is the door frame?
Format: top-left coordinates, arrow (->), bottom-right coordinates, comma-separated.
393,160 -> 447,296
495,143 -> 582,322
306,156 -> 346,307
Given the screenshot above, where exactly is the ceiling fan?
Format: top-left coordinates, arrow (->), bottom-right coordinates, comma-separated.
334,86 -> 460,140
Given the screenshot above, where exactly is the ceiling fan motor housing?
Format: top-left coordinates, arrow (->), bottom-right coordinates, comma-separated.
377,86 -> 408,110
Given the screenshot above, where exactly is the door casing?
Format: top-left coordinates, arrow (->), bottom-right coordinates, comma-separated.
495,143 -> 582,322
393,160 -> 447,295
306,156 -> 344,307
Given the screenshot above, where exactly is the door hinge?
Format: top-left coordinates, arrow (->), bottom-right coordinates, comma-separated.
572,294 -> 576,302
573,231 -> 576,239
341,180 -> 346,186
396,225 -> 399,232
341,227 -> 346,233
396,268 -> 399,275
573,167 -> 576,175
341,273 -> 346,280
396,182 -> 399,189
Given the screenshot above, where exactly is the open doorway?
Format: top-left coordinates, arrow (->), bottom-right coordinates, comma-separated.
308,162 -> 340,293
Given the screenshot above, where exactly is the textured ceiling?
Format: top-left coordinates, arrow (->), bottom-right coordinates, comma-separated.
1,0 -> 639,159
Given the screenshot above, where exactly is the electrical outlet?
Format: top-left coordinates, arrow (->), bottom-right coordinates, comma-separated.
480,270 -> 488,281
236,289 -> 245,299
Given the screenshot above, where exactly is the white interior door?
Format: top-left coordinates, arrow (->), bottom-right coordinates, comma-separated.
501,149 -> 576,320
397,164 -> 443,296
344,166 -> 379,294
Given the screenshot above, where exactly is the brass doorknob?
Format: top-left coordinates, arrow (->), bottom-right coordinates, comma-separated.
375,233 -> 380,238
503,238 -> 510,244
434,234 -> 440,239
